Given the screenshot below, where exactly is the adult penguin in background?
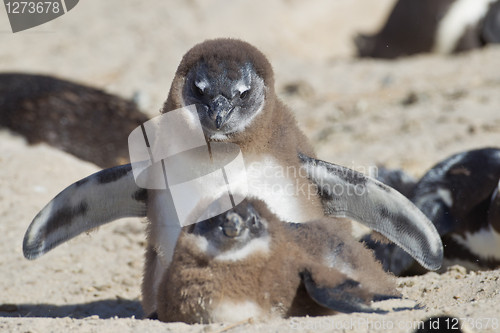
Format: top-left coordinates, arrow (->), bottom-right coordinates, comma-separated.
368,147 -> 500,274
22,39 -> 442,316
413,147 -> 500,270
355,0 -> 500,58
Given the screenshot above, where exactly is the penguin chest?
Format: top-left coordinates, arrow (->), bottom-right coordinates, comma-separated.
158,235 -> 274,323
162,263 -> 271,323
244,154 -> 324,223
449,224 -> 500,267
211,300 -> 267,323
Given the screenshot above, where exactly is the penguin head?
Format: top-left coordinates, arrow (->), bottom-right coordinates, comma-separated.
184,60 -> 266,137
164,39 -> 274,141
190,200 -> 269,254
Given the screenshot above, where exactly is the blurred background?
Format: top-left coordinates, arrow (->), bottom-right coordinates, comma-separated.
1,0 -> 394,108
2,0 -> 499,173
2,0 -> 500,172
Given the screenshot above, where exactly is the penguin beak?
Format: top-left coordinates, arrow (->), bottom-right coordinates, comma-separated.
222,212 -> 243,238
208,95 -> 233,129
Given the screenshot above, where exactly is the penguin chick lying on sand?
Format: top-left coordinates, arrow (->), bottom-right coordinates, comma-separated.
369,147 -> 500,274
156,199 -> 403,324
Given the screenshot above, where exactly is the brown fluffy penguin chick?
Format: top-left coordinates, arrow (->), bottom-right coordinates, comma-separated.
156,38 -> 323,220
144,38 -> 441,315
144,38 -> 324,314
156,200 -> 398,324
162,38 -> 316,159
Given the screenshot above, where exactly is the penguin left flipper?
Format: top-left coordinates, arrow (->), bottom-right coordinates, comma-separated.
482,1 -> 500,43
23,164 -> 147,260
299,154 -> 443,271
300,270 -> 390,314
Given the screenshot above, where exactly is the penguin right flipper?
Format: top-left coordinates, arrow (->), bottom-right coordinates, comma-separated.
374,166 -> 417,198
360,234 -> 417,276
299,154 -> 443,271
482,1 -> 500,43
23,164 -> 147,260
300,270 -> 392,314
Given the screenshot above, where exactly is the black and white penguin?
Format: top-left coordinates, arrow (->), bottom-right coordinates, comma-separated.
355,0 -> 500,58
371,147 -> 500,274
412,147 -> 500,270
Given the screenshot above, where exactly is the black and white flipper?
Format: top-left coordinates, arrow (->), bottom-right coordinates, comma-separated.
299,154 -> 443,271
366,166 -> 419,274
360,236 -> 416,275
23,164 -> 147,260
300,270 -> 389,314
374,166 -> 416,198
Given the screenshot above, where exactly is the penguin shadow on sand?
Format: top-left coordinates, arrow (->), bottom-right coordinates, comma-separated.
370,147 -> 500,275
0,299 -> 143,319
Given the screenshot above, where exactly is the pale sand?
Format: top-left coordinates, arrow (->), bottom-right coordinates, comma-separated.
1,1 -> 500,332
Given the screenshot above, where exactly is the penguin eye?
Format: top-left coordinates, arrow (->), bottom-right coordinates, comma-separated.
248,216 -> 260,231
239,89 -> 249,100
250,216 -> 257,226
194,83 -> 204,96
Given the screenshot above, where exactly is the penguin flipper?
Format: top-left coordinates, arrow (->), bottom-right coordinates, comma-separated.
482,1 -> 500,43
360,234 -> 416,275
23,164 -> 147,260
374,166 -> 416,198
300,270 -> 389,314
299,154 -> 443,271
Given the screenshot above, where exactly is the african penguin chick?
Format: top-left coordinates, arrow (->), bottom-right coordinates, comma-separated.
156,199 -> 400,324
22,39 -> 442,317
